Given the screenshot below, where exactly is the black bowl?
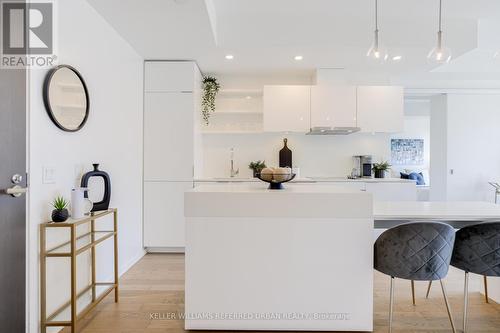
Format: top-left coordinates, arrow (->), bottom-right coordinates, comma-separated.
256,173 -> 296,190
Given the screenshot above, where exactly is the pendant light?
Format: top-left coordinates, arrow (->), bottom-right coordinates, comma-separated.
427,0 -> 452,64
367,0 -> 388,62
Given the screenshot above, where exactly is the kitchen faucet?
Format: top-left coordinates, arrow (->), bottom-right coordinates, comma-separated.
230,148 -> 239,178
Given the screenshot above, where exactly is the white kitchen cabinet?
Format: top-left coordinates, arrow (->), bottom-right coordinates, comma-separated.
263,85 -> 310,132
144,181 -> 193,248
144,92 -> 194,181
365,182 -> 417,201
357,86 -> 404,133
144,61 -> 202,250
145,61 -> 199,92
310,86 -> 357,128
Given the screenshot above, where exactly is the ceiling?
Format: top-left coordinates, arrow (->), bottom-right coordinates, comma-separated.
87,0 -> 500,83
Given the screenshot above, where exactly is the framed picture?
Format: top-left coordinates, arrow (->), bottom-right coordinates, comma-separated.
391,139 -> 424,165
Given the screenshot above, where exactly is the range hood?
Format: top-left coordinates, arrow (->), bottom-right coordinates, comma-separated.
306,126 -> 361,136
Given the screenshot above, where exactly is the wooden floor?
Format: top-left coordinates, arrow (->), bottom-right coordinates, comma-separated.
72,254 -> 500,333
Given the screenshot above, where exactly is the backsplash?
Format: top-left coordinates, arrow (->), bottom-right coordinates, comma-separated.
201,132 -> 392,178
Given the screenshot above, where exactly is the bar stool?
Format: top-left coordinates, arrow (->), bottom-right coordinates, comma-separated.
374,222 -> 456,333
448,222 -> 500,332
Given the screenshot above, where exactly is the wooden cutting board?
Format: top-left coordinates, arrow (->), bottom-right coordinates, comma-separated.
279,138 -> 292,168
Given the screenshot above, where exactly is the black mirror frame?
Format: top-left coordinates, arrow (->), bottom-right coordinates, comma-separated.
43,64 -> 90,132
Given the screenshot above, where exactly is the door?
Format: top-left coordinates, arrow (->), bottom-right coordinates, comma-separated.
0,68 -> 28,330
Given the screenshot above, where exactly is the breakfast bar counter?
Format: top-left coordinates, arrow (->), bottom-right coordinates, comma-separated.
184,184 -> 374,331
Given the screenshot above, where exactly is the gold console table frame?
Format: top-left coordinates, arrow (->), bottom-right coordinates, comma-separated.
40,208 -> 118,333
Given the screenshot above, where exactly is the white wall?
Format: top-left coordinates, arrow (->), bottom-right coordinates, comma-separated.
202,132 -> 391,178
430,95 -> 448,201
390,100 -> 431,181
28,1 -> 144,332
446,94 -> 500,202
202,102 -> 430,180
429,93 -> 500,202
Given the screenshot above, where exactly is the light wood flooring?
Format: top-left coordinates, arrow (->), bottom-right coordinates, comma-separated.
70,254 -> 500,333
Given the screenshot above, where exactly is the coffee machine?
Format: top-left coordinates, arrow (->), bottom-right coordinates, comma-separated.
351,155 -> 373,178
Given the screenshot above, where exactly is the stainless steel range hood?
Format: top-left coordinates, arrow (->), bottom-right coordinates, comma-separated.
306,126 -> 361,135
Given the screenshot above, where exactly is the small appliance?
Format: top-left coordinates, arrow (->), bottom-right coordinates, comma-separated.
352,155 -> 373,178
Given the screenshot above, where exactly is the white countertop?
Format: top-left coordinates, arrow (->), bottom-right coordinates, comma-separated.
374,201 -> 500,221
185,184 -> 372,218
190,183 -> 361,193
194,177 -> 416,184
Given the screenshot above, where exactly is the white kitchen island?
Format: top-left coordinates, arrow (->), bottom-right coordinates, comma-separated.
184,184 -> 374,331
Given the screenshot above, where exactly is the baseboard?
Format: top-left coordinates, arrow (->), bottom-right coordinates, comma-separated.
119,249 -> 147,276
146,246 -> 185,253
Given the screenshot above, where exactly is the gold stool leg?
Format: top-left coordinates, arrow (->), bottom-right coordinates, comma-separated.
426,280 -> 432,299
463,272 -> 469,333
484,275 -> 489,304
389,277 -> 395,333
411,280 -> 416,306
440,279 -> 456,333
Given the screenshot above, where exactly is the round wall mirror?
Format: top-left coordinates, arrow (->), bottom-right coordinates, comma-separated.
43,65 -> 89,132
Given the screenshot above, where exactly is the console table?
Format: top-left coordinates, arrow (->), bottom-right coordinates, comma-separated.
40,209 -> 118,333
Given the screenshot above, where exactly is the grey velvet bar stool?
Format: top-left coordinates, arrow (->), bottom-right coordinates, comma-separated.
374,222 -> 456,333
448,222 -> 500,332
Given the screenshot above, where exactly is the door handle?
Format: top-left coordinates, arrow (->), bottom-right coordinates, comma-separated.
3,185 -> 28,197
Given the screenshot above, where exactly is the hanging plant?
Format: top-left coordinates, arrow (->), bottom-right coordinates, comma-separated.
201,76 -> 220,125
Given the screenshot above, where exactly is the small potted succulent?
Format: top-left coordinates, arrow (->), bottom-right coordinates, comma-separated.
372,161 -> 391,179
51,196 -> 69,222
248,160 -> 267,178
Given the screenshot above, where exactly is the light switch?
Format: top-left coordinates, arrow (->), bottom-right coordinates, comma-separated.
42,166 -> 56,184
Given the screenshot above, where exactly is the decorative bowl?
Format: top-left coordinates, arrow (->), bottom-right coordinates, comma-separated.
256,173 -> 296,190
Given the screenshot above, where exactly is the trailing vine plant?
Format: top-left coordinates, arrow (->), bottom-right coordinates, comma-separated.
201,76 -> 220,125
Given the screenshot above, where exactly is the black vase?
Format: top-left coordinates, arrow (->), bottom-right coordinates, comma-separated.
252,169 -> 260,178
374,170 -> 386,178
81,163 -> 111,212
52,209 -> 69,222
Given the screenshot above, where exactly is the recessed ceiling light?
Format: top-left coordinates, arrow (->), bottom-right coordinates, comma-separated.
294,55 -> 303,61
392,55 -> 402,61
225,54 -> 234,60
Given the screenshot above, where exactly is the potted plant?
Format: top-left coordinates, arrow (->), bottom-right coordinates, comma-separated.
372,161 -> 391,179
51,196 -> 69,222
201,76 -> 220,125
248,160 -> 267,178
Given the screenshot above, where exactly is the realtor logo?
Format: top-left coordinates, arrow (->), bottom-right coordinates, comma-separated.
1,1 -> 57,68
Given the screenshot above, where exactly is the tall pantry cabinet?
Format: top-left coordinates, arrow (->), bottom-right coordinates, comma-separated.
143,61 -> 203,251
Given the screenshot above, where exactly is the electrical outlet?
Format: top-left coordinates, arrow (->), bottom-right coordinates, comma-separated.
42,166 -> 56,184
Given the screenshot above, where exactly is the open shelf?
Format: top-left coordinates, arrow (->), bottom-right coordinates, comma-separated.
212,110 -> 263,115
45,230 -> 115,257
218,89 -> 263,98
201,130 -> 263,134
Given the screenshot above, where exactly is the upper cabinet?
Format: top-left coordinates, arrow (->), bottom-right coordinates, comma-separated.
263,84 -> 404,133
145,61 -> 199,92
310,86 -> 357,128
263,85 -> 310,132
357,86 -> 404,133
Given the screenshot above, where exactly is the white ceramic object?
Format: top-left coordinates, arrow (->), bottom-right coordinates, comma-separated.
70,188 -> 93,219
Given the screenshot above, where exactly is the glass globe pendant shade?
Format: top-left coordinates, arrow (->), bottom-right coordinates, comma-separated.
366,30 -> 388,63
427,31 -> 451,64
